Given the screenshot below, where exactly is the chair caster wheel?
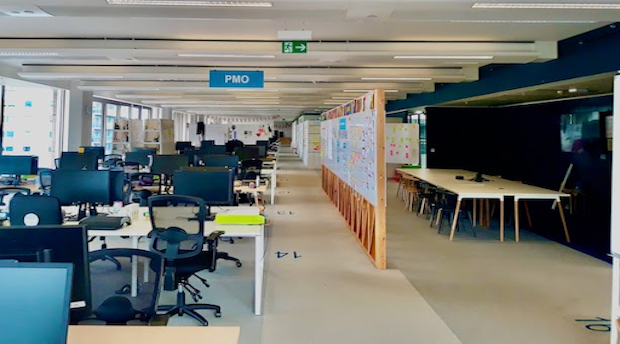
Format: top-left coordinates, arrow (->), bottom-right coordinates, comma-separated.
214,312 -> 222,318
236,262 -> 242,268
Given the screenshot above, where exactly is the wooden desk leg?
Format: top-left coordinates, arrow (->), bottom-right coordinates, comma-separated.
514,200 -> 520,243
449,199 -> 462,241
524,201 -> 533,228
558,200 -> 571,243
500,199 -> 505,242
473,200 -> 477,227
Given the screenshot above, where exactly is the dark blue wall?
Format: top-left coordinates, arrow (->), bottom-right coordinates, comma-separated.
388,24 -> 620,111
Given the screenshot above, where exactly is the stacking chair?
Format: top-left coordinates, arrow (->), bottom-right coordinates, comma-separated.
87,249 -> 166,325
239,159 -> 263,180
147,195 -> 223,326
435,190 -> 476,237
9,195 -> 63,226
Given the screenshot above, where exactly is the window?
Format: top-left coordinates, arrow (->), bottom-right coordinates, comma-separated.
119,105 -> 130,119
142,108 -> 151,120
91,102 -> 103,147
1,85 -> 63,168
131,106 -> 141,120
105,104 -> 118,154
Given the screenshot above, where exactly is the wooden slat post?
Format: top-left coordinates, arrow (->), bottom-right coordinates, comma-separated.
373,89 -> 387,269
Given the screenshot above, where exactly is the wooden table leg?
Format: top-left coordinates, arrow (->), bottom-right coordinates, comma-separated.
558,199 -> 571,243
449,199 -> 462,241
473,199 -> 477,227
514,199 -> 520,242
500,199 -> 505,242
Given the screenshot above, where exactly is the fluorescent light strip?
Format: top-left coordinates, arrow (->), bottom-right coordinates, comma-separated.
473,3 -> 620,9
178,53 -> 276,58
0,52 -> 59,56
332,97 -> 356,100
242,102 -> 280,105
395,55 -> 493,60
235,96 -> 280,99
116,95 -> 183,99
324,102 -> 346,105
108,0 -> 273,7
26,75 -> 124,79
450,19 -> 597,23
361,77 -> 431,81
343,89 -> 399,93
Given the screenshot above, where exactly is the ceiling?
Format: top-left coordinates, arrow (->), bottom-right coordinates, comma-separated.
0,0 -> 615,120
442,72 -> 615,107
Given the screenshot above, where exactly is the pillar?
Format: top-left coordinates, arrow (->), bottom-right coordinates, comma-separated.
65,81 -> 93,151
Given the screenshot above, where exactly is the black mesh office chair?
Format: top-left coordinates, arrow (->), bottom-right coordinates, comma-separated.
87,249 -> 166,325
37,168 -> 53,196
147,195 -> 223,326
9,195 -> 63,226
239,159 -> 263,180
0,187 -> 31,207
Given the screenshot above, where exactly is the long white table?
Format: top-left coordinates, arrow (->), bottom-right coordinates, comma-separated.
83,206 -> 265,315
261,168 -> 276,204
397,169 -> 570,242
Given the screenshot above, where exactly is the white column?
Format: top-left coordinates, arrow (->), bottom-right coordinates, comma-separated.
162,108 -> 173,120
64,82 -> 94,151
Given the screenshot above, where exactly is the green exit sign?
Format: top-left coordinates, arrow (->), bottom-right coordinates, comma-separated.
282,41 -> 307,54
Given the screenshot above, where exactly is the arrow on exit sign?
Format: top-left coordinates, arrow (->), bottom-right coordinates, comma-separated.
282,41 -> 307,54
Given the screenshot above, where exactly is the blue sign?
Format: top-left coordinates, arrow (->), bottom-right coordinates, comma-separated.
209,70 -> 264,88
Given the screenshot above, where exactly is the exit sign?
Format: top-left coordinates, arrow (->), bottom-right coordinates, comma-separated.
282,41 -> 307,54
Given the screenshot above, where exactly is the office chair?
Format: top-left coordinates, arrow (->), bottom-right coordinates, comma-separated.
37,168 -> 53,196
239,159 -> 263,180
87,249 -> 166,325
102,154 -> 123,169
434,190 -> 476,237
9,195 -> 63,226
0,187 -> 32,207
147,195 -> 223,326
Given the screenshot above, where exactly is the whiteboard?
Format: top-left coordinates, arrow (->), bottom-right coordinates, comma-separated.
385,123 -> 420,165
203,124 -> 228,145
321,110 -> 378,205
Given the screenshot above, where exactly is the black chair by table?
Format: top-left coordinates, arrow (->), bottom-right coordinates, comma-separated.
9,195 -> 63,226
86,248 -> 166,325
435,190 -> 476,237
147,195 -> 223,326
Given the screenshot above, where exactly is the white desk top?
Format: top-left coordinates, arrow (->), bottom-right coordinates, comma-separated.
74,206 -> 262,237
68,326 -> 240,344
397,168 -> 568,200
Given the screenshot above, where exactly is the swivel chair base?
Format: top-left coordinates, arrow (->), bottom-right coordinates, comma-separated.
159,285 -> 221,326
217,252 -> 242,268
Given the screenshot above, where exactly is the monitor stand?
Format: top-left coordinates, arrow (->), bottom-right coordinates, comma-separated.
1,175 -> 21,186
77,203 -> 100,221
205,205 -> 215,222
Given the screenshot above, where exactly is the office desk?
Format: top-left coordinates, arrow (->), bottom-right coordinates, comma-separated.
68,326 -> 240,344
396,169 -> 570,242
261,168 -> 276,204
83,207 -> 265,315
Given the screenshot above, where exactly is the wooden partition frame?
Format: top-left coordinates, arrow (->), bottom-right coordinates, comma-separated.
320,90 -> 386,269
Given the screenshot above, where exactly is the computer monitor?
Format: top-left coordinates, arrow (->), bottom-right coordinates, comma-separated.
59,152 -> 98,171
200,145 -> 227,155
79,146 -> 105,160
0,226 -> 91,322
246,145 -> 267,158
200,140 -> 215,149
51,170 -> 112,219
0,262 -> 73,344
125,151 -> 153,168
234,146 -> 260,160
109,170 -> 128,204
175,141 -> 193,152
0,156 -> 38,185
174,168 -> 236,208
151,154 -> 189,176
197,154 -> 239,170
256,140 -> 269,148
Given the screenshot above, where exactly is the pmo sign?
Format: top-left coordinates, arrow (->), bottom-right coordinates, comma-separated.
209,70 -> 264,88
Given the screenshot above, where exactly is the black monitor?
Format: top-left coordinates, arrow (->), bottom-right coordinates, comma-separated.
125,151 -> 153,167
174,168 -> 236,208
200,145 -> 227,155
151,154 -> 189,176
80,146 -> 105,160
200,140 -> 215,149
0,226 -> 92,322
0,262 -> 73,343
109,170 -> 128,204
256,140 -> 269,148
59,152 -> 98,171
234,146 -> 260,160
225,139 -> 244,154
197,154 -> 239,170
0,156 -> 38,185
51,170 -> 112,219
246,145 -> 267,158
175,141 -> 193,152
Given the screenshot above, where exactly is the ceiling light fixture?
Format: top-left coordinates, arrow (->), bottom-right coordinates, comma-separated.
236,96 -> 280,99
394,55 -> 493,60
108,0 -> 273,7
472,3 -> 620,9
343,89 -> 399,93
178,53 -> 276,58
325,102 -> 347,105
361,77 -> 432,81
450,19 -> 597,23
23,74 -> 124,79
0,52 -> 59,56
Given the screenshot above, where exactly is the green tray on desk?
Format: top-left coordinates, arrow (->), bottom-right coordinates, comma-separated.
400,165 -> 421,169
215,214 -> 265,225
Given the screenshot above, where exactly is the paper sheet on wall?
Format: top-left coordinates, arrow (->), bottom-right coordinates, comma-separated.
385,123 -> 420,165
321,110 -> 379,206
